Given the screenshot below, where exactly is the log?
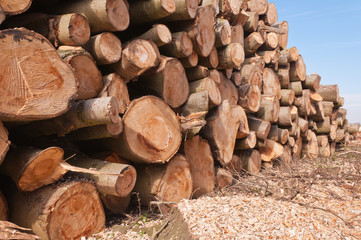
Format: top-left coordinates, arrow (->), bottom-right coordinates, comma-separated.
201,101 -> 244,166
294,90 -> 311,116
10,181 -> 105,240
278,145 -> 292,165
243,11 -> 259,32
290,105 -> 298,120
238,84 -> 261,113
293,136 -> 302,159
336,128 -> 345,142
0,6 -> 4,25
100,194 -> 131,214
322,101 -> 334,117
201,0 -> 220,14
317,85 -> 340,104
110,39 -> 159,82
186,65 -> 209,81
289,55 -> 306,81
279,47 -> 298,65
0,122 -> 9,165
329,121 -> 337,141
67,120 -> 123,141
262,68 -> 281,99
239,64 -> 263,88
303,73 -> 321,91
214,18 -> 231,47
272,21 -> 288,50
280,89 -> 295,106
198,47 -> 219,69
99,96 -> 181,164
336,97 -> 344,107
302,130 -> 318,159
189,77 -> 222,107
247,115 -> 271,140
256,95 -> 280,123
15,97 -> 119,137
236,149 -> 261,175
209,69 -> 222,85
244,56 -> 265,70
216,168 -> 233,188
278,106 -> 292,127
184,136 -> 215,198
5,13 -> 91,47
159,32 -> 193,58
0,28 -> 77,121
289,81 -> 303,96
234,131 -> 257,150
231,24 -> 244,47
298,117 -> 309,133
162,0 -> 198,21
278,128 -> 289,145
83,32 -> 122,65
0,191 -> 7,221
179,51 -> 199,68
267,124 -> 278,141
0,147 -> 67,192
139,56 -> 189,108
236,107 -> 250,139
218,73 -> 239,106
277,65 -> 290,88
231,71 -> 242,86
259,139 -> 284,162
247,0 -> 268,15
257,49 -> 280,65
316,117 -> 331,134
217,43 -> 245,69
244,32 -> 264,56
286,121 -> 298,137
288,136 -> 295,147
182,91 -> 209,116
262,2 -> 277,25
219,0 -> 241,18
330,141 -> 336,156
135,24 -> 172,47
129,0 -> 175,25
134,154 -> 192,212
54,0 -> 129,32
348,124 -> 360,134
98,73 -> 130,114
260,32 -> 279,50
58,46 -> 103,100
0,0 -> 31,15
317,135 -> 330,157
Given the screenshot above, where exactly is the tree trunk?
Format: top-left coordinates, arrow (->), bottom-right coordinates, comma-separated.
0,147 -> 67,192
198,47 -> 219,68
58,46 -> 103,100
129,0 -> 176,24
184,136 -> 215,198
234,131 -> 257,150
99,73 -> 130,114
262,68 -> 281,98
159,32 -> 193,58
83,32 -> 122,65
289,81 -> 303,96
134,154 -> 192,212
214,18 -> 231,47
201,101 -> 244,166
317,84 -> 340,104
218,73 -> 239,106
247,0 -> 268,15
238,84 -> 261,113
317,135 -> 330,157
179,50 -> 199,68
247,115 -> 271,140
272,21 -> 288,50
258,139 -> 284,162
216,168 -> 233,188
280,89 -> 295,106
256,95 -> 280,123
189,77 -> 222,107
0,122 -> 9,165
239,64 -> 263,88
243,11 -> 259,32
217,43 -> 245,69
277,65 -> 290,88
0,28 -> 77,121
244,32 -> 264,55
139,56 -> 189,108
110,39 -> 159,82
10,181 -> 105,240
54,0 -> 129,32
0,0 -> 31,15
303,73 -> 321,91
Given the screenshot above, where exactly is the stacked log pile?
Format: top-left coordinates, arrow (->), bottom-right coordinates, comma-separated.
0,0 -> 351,238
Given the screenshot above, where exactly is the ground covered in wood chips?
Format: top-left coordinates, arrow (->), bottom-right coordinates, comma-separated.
87,143 -> 361,240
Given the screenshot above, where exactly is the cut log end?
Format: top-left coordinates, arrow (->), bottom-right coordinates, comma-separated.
106,0 -> 130,31
66,13 -> 91,46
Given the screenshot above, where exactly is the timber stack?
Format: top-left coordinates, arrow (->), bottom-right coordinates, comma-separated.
0,0 -> 351,238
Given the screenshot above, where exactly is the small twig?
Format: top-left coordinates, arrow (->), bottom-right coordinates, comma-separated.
152,220 -> 169,239
337,150 -> 361,156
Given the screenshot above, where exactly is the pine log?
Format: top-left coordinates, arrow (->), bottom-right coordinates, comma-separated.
301,130 -> 318,159
294,90 -> 311,116
257,49 -> 280,65
186,65 -> 209,81
201,101 -> 244,166
234,131 -> 257,150
10,181 -> 105,240
100,96 -> 181,164
247,115 -> 271,140
243,56 -> 266,70
316,116 -> 331,134
184,136 -> 215,198
267,124 -> 278,141
290,105 -> 298,120
244,32 -> 264,56
256,95 -> 280,123
272,21 -> 288,50
135,154 -> 192,212
238,84 -> 261,113
303,73 -> 321,91
217,43 -> 245,69
286,121 -> 298,137
293,136 -> 302,159
214,18 -> 232,47
201,0 -> 220,14
189,77 -> 221,107
259,139 -> 284,162
209,69 -> 222,85
278,47 -> 298,66
0,28 -> 77,121
5,13 -> 91,47
278,145 -> 292,165
135,24 -> 172,47
239,64 -> 263,88
336,128 -> 345,142
236,107 -> 250,139
58,46 -> 103,100
111,39 -> 159,82
280,89 -> 295,106
218,73 -> 239,106
288,136 -> 295,147
182,91 -> 209,116
298,117 -> 309,133
129,0 -> 176,25
83,32 -> 122,65
321,101 -> 334,117
216,168 -> 233,188
54,0 -> 129,32
0,0 -> 31,15
262,2 -> 277,25
100,194 -> 131,214
243,11 -> 259,32
139,57 -> 189,108
289,81 -> 303,96
231,24 -> 244,47
0,122 -> 9,165
317,135 -> 330,157
262,68 -> 281,98
0,147 -> 67,192
236,149 -> 261,174
179,51 -> 199,68
231,71 -> 242,86
317,85 -> 340,104
277,65 -> 290,88
219,0 -> 241,18
247,0 -> 268,15
14,97 -> 119,137
159,32 -> 193,58
289,55 -> 306,81
277,106 -> 292,127
196,47 -> 218,69
260,32 -> 278,50
99,73 -> 130,114
278,128 -> 289,145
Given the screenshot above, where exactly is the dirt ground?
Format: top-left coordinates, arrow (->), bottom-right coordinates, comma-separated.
87,143 -> 361,240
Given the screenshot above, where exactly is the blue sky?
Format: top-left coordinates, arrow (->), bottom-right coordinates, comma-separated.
271,1 -> 361,123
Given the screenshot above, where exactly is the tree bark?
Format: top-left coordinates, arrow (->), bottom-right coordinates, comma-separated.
243,11 -> 259,32
58,46 -> 103,100
236,149 -> 261,174
303,73 -> 321,91
289,55 -> 306,81
317,84 -> 340,104
179,50 -> 199,68
260,32 -> 279,50
298,117 -> 309,133
244,32 -> 264,56
247,115 -> 271,140
258,139 -> 284,162
182,91 -> 209,116
10,181 -> 105,240
198,46 -> 219,68
216,168 -> 233,188
184,136 -> 215,198
238,84 -> 261,113
280,89 -> 295,106
100,193 -> 131,214
234,131 -> 257,150
219,0 -> 241,18
292,136 -> 302,159
256,95 -> 280,123
201,0 -> 220,14
316,117 -> 331,134
294,90 -> 311,116
289,81 -> 303,96
186,65 -> 209,81
0,122 -> 9,165
129,0 -> 176,24
236,107 -> 250,139
218,73 -> 239,106
201,101 -> 244,166
189,77 -> 222,107
0,147 -> 67,192
272,21 -> 288,50
278,47 -> 298,66
217,43 -> 245,69
301,130 -> 318,159
0,0 -> 31,15
214,18 -> 231,47
159,32 -> 193,58
139,56 -> 189,108
277,106 -> 292,127
262,68 -> 281,99
0,28 -> 77,121
277,65 -> 290,88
